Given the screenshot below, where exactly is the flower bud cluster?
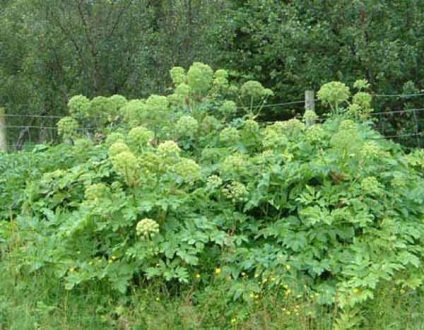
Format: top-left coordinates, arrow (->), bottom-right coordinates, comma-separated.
222,181 -> 249,203
68,95 -> 90,118
243,119 -> 260,133
361,176 -> 383,196
105,132 -> 125,147
262,126 -> 288,149
303,110 -> 318,127
128,126 -> 154,152
305,125 -> 325,143
175,115 -> 198,137
157,140 -> 181,158
219,127 -> 240,144
136,218 -> 160,239
187,62 -> 213,95
206,175 -> 223,191
57,116 -> 79,140
219,100 -> 237,116
84,183 -> 109,201
241,81 -> 274,100
171,158 -> 201,184
109,142 -> 140,187
274,119 -> 305,137
170,66 -> 186,85
220,153 -> 249,177
108,141 -> 130,158
360,141 -> 381,160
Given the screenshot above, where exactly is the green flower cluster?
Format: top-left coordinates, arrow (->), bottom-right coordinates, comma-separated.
243,119 -> 260,133
240,81 -> 274,100
187,62 -> 214,95
219,127 -> 240,144
273,119 -> 305,137
170,66 -> 186,85
136,218 -> 160,239
109,142 -> 139,187
199,115 -> 220,134
352,92 -> 372,111
361,176 -> 384,196
105,132 -> 125,147
219,100 -> 237,116
122,100 -> 145,128
262,126 -> 288,149
220,153 -> 249,178
128,126 -> 154,153
108,141 -> 130,158
157,140 -> 181,158
171,158 -> 201,184
84,183 -> 110,202
213,69 -> 229,89
68,95 -> 90,119
57,116 -> 79,140
222,181 -> 249,203
317,81 -> 350,112
305,125 -> 326,144
175,115 -> 198,137
339,120 -> 358,131
206,175 -> 223,191
360,141 -> 381,160
303,110 -> 318,127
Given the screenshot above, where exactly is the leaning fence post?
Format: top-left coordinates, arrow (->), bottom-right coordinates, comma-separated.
0,107 -> 6,152
305,90 -> 315,111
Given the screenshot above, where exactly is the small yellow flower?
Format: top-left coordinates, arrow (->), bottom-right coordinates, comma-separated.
230,318 -> 237,324
286,310 -> 291,316
254,294 -> 259,299
111,256 -> 117,260
241,272 -> 246,277
270,276 -> 276,282
195,274 -> 201,279
249,293 -> 255,299
285,264 -> 291,270
215,268 -> 221,275
108,259 -> 113,264
155,297 -> 160,301
352,288 -> 360,294
69,267 -> 75,273
254,273 -> 259,278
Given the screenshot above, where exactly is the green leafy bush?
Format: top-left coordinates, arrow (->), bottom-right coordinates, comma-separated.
1,65 -> 423,324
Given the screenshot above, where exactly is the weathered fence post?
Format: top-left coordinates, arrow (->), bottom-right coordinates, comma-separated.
305,90 -> 315,112
0,107 -> 6,152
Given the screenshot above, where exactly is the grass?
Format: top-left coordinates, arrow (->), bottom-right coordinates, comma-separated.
1,257 -> 424,330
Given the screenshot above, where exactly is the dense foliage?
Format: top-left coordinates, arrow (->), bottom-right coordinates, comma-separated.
1,63 -> 423,328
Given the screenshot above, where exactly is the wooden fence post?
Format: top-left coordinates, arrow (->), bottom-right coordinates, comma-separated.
0,107 -> 6,152
305,90 -> 315,112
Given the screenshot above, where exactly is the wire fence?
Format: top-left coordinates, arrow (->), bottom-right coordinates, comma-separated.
1,92 -> 423,151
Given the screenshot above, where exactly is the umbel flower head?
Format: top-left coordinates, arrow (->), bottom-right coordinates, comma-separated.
128,126 -> 154,153
157,140 -> 181,158
175,115 -> 199,138
57,116 -> 79,140
187,62 -> 214,95
108,141 -> 130,158
68,95 -> 90,119
222,181 -> 249,203
84,183 -> 110,202
109,146 -> 140,187
170,158 -> 201,184
136,218 -> 160,239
